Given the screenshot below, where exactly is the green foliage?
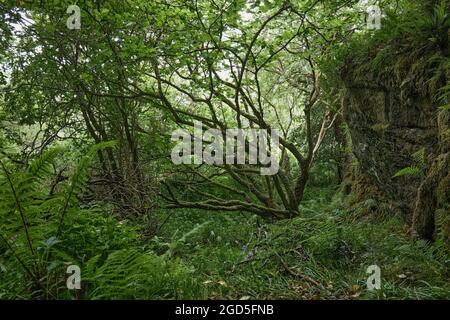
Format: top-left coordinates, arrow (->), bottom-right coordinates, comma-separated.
327,0 -> 450,106
56,141 -> 117,236
393,166 -> 423,178
153,194 -> 449,299
0,142 -> 203,299
434,208 -> 450,261
1,114 -> 446,300
393,148 -> 426,178
1,0 -> 448,301
83,249 -> 201,299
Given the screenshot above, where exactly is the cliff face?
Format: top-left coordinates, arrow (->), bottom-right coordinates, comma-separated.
343,84 -> 437,206
325,0 -> 450,242
340,49 -> 449,241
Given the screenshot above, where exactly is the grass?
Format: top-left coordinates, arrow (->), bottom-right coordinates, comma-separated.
149,187 -> 450,300
1,181 -> 448,300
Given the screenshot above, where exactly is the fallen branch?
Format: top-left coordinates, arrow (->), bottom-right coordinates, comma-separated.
275,252 -> 324,290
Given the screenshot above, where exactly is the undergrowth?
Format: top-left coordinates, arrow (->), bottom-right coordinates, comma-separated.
1,146 -> 447,300
0,143 -> 203,299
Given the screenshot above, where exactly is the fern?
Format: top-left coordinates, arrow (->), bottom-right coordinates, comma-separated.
412,147 -> 426,167
56,141 -> 116,237
393,166 -> 422,178
393,148 -> 426,178
28,147 -> 64,182
83,249 -> 198,299
0,142 -> 116,298
164,221 -> 211,258
434,209 -> 449,261
0,159 -> 35,257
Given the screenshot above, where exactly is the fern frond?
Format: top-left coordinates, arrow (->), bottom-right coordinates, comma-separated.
28,147 -> 64,182
0,159 -> 35,256
84,248 -> 195,299
412,147 -> 426,167
56,141 -> 116,237
434,208 -> 449,261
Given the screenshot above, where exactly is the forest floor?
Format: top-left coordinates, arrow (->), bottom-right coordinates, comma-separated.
148,187 -> 450,300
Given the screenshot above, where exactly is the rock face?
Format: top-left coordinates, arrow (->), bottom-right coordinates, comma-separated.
341,67 -> 449,240
342,84 -> 436,207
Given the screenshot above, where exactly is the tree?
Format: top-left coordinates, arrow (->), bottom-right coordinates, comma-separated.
140,0 -> 359,218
